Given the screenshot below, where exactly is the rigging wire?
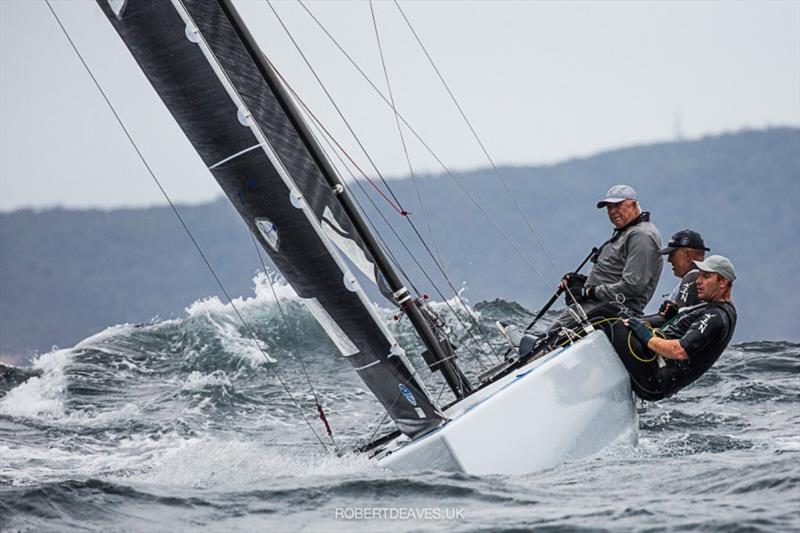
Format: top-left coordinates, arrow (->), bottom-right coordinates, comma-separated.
294,0 -> 554,291
393,0 -> 562,281
368,0 -> 447,300
266,2 -> 504,365
249,232 -> 335,443
44,0 -> 330,451
302,108 -> 422,296
266,0 -> 411,218
314,129 -> 498,371
277,59 -> 499,370
368,1 -> 503,365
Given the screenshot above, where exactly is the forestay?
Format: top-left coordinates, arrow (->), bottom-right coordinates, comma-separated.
97,0 -> 444,437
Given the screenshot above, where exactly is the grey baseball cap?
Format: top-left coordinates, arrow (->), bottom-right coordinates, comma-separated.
693,255 -> 736,281
597,184 -> 638,208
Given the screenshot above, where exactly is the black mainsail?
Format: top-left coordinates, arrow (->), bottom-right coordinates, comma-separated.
97,0 -> 446,437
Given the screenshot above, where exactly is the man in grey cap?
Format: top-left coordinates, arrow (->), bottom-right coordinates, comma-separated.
561,184 -> 663,316
498,184 -> 662,355
616,254 -> 738,400
643,229 -> 710,327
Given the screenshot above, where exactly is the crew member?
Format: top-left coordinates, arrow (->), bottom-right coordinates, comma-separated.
561,184 -> 663,317
643,229 -> 710,328
599,255 -> 737,401
497,185 -> 663,356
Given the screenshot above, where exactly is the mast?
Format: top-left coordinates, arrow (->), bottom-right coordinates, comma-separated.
217,0 -> 472,399
98,0 -> 451,437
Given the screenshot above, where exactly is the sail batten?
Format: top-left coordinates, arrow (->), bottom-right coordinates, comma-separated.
97,0 -> 445,437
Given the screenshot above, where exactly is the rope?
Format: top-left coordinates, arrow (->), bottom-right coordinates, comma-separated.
393,0 -> 561,282
556,317 -> 666,363
46,0 -> 329,451
294,0 -> 553,291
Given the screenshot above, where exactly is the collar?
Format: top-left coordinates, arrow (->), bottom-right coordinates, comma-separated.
615,211 -> 650,233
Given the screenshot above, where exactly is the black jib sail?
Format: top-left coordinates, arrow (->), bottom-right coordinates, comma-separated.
97,0 -> 444,437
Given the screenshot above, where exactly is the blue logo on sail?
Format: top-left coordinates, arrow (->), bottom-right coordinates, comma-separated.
399,384 -> 417,406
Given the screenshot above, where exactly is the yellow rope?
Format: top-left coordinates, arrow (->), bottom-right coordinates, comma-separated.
556,317 -> 665,363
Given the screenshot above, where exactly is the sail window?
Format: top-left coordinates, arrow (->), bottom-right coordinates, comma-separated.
321,206 -> 377,284
107,0 -> 127,18
255,218 -> 279,252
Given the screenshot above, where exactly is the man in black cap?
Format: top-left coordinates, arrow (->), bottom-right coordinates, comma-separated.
643,229 -> 710,328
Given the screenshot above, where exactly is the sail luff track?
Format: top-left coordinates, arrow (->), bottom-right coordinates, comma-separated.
96,0 -> 444,437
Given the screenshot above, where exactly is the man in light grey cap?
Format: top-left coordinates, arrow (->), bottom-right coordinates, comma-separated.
497,184 -> 662,355
561,184 -> 663,316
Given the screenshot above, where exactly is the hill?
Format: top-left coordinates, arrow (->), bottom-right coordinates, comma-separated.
1,127 -> 798,359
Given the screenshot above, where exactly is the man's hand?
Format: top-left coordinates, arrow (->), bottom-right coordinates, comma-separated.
625,317 -> 653,344
565,285 -> 595,304
560,272 -> 587,291
624,318 -> 689,361
658,300 -> 679,320
561,272 -> 591,304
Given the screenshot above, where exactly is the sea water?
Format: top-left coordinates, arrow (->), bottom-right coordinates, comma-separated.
1,277 -> 798,531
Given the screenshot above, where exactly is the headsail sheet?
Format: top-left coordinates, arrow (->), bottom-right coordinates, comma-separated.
97,0 -> 443,437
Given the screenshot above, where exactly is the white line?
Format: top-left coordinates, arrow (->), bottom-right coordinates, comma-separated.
208,143 -> 262,169
353,360 -> 381,371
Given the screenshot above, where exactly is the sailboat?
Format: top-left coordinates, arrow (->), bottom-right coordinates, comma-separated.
95,0 -> 637,475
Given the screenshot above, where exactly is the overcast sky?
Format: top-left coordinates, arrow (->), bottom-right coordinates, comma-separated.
1,0 -> 798,211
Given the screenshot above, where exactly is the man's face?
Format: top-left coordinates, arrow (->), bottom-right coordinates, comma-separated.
667,248 -> 694,278
696,271 -> 729,301
605,200 -> 639,229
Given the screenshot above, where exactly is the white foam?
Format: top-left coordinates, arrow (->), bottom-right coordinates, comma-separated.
62,402 -> 142,428
207,313 -> 276,365
182,370 -> 232,391
185,271 -> 299,319
0,348 -> 72,419
129,437 -> 376,488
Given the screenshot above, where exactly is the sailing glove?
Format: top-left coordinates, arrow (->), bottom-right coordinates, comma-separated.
562,273 -> 589,304
563,272 -> 587,289
658,300 -> 679,320
566,285 -> 595,304
627,317 -> 653,344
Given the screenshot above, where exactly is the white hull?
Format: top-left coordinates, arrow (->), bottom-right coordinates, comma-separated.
375,330 -> 638,475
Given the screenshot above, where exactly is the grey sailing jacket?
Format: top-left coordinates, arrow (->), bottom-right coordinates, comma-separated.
585,212 -> 663,315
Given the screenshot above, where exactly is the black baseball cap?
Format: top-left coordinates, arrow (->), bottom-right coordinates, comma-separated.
659,229 -> 710,255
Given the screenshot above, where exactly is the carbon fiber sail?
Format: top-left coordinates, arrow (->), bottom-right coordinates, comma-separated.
97,0 -> 444,437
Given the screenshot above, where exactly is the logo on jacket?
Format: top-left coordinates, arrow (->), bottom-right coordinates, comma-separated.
698,313 -> 714,333
399,384 -> 417,406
